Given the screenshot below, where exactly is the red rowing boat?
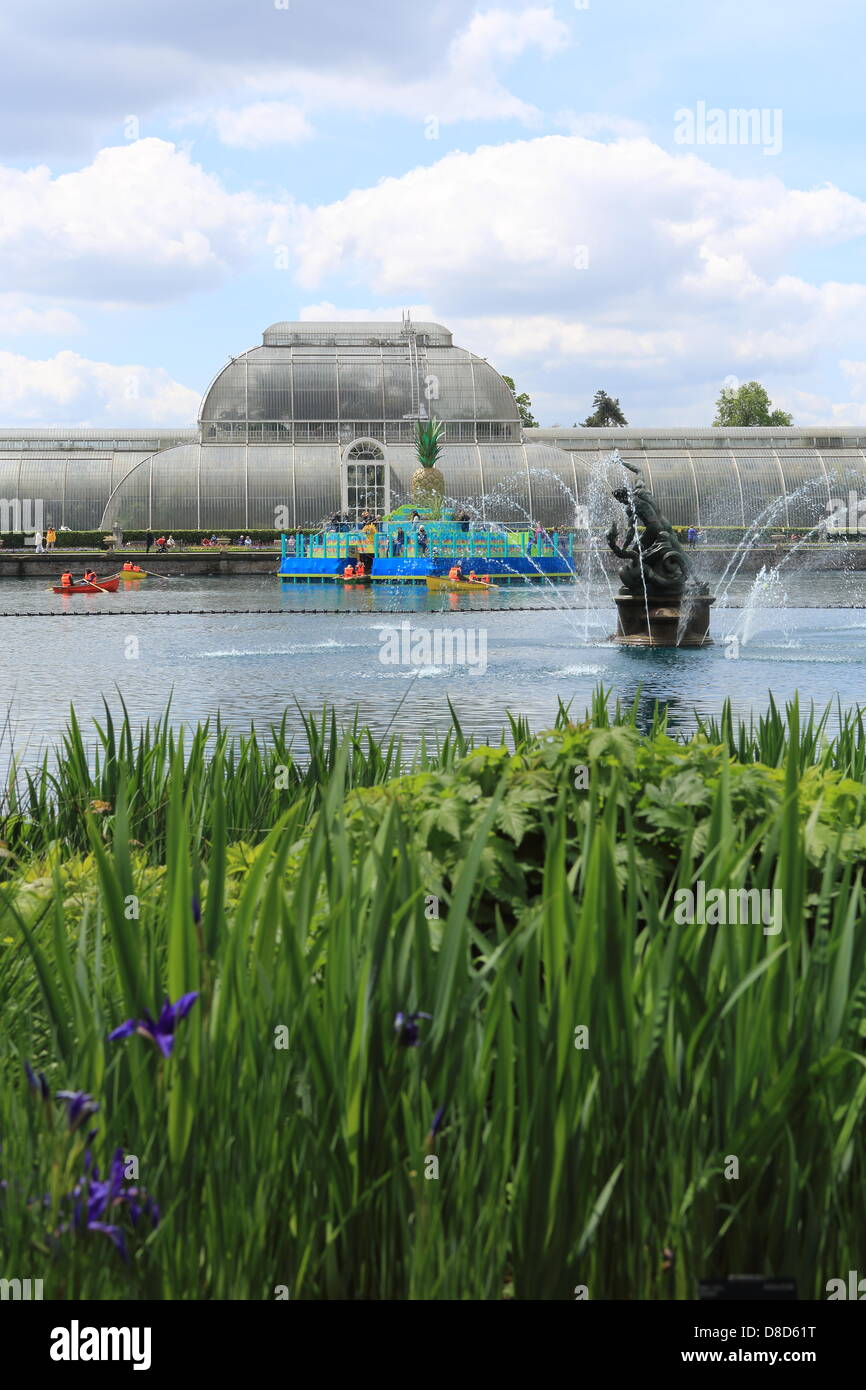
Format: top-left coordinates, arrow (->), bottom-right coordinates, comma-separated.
53,576 -> 120,594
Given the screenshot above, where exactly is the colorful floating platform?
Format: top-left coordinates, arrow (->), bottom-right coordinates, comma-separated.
277,508 -> 577,586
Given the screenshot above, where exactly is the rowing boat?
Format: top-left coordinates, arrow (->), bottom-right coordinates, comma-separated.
426,576 -> 497,592
342,574 -> 372,585
53,576 -> 120,594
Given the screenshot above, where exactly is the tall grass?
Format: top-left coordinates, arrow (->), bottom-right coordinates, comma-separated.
1,693 -> 865,1298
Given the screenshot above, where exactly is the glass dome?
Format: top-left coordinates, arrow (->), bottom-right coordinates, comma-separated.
199,322 -> 522,445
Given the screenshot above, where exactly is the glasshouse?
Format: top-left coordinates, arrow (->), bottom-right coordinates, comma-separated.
1,319 -> 866,532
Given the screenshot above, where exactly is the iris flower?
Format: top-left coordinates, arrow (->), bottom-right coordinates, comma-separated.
57,1090 -> 99,1131
394,1010 -> 432,1047
24,1059 -> 50,1101
109,992 -> 199,1058
65,1148 -> 159,1263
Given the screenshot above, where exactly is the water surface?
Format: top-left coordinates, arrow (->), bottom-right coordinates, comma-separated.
2,573 -> 865,772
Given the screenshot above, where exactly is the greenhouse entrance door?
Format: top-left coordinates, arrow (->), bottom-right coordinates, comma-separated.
342,440 -> 389,523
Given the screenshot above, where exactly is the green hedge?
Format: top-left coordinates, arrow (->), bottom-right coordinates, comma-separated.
0,528 -> 296,549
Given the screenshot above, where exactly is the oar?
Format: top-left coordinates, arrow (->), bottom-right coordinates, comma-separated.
116,565 -> 178,579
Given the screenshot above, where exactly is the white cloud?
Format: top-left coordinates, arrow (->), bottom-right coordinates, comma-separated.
555,111 -> 648,140
782,384 -> 866,426
0,296 -> 81,335
0,349 -> 199,425
227,5 -> 569,135
193,102 -> 313,150
0,1 -> 565,156
275,133 -> 866,422
0,139 -> 279,302
840,360 -> 866,401
299,301 -> 438,323
283,135 -> 866,311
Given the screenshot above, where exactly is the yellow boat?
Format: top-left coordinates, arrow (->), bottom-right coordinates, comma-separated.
426,576 -> 497,593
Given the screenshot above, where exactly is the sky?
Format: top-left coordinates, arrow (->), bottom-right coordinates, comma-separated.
1,0 -> 864,428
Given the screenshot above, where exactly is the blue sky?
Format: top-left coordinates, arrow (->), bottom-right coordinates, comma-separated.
1,0 -> 864,426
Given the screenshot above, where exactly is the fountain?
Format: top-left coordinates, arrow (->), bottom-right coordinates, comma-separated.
606,455 -> 713,646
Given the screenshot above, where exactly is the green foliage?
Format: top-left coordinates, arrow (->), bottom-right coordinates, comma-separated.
713,380 -> 793,427
414,418 -> 445,469
1,693 -> 866,1297
0,529 -> 290,550
501,375 -> 539,429
581,389 -> 628,427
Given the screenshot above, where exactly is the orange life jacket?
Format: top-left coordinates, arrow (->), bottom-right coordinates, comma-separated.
354,564 -> 366,577
448,565 -> 460,581
343,564 -> 354,578
60,572 -> 72,587
468,571 -> 477,583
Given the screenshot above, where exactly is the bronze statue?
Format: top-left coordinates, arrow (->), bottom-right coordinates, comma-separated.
606,457 -> 706,598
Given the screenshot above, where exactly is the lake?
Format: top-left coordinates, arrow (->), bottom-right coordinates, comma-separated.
1,572 -> 866,772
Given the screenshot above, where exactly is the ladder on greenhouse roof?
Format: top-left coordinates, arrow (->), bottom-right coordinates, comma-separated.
402,310 -> 426,420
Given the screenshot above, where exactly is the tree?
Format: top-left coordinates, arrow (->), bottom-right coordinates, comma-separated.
502,375 -> 539,429
713,380 -> 792,427
581,389 -> 628,427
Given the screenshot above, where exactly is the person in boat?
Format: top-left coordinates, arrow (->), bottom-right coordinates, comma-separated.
468,569 -> 478,584
60,570 -> 73,589
83,569 -> 98,585
354,561 -> 367,577
448,563 -> 461,582
343,561 -> 355,579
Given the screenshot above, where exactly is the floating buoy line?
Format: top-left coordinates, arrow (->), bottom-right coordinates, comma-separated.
0,605 -> 554,618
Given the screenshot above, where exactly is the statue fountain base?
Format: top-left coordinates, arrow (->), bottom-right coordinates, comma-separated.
612,590 -> 714,647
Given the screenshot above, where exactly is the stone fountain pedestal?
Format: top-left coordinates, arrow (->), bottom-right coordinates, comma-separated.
613,590 -> 714,647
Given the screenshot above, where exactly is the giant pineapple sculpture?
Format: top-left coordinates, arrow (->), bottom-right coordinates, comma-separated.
411,418 -> 445,517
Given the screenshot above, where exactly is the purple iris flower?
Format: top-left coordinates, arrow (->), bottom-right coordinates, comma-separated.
430,1105 -> 446,1137
394,1010 -> 432,1047
57,1091 -> 99,1131
192,895 -> 201,924
63,1148 -> 158,1264
109,992 -> 199,1058
24,1060 -> 50,1101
